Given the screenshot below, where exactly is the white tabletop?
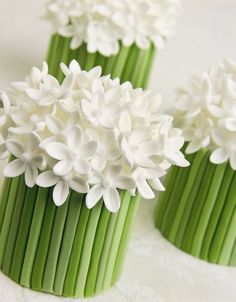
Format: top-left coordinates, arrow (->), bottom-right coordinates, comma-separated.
0,0 -> 236,301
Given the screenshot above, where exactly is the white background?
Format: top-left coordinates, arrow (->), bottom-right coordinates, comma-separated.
0,0 -> 236,301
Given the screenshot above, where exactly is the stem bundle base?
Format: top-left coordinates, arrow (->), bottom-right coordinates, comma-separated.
155,151 -> 236,266
0,179 -> 140,297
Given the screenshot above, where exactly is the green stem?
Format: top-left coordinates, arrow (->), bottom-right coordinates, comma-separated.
161,153 -> 195,237
200,164 -> 234,260
47,34 -> 60,74
110,46 -> 130,79
74,202 -> 103,297
42,192 -> 71,293
175,151 -> 210,247
31,190 -> 56,291
168,149 -> 208,243
0,178 -> 12,234
121,45 -> 140,84
208,172 -> 236,263
94,195 -> 121,294
10,185 -> 38,282
181,160 -> 216,253
0,177 -> 21,267
154,166 -> 179,229
63,195 -> 90,297
20,187 -> 49,287
57,38 -> 72,83
112,194 -> 141,284
84,52 -> 97,72
218,209 -> 236,265
191,162 -> 227,257
131,46 -> 153,88
53,192 -> 83,296
84,205 -> 111,297
102,191 -> 131,290
2,176 -> 27,275
140,45 -> 156,89
229,235 -> 236,265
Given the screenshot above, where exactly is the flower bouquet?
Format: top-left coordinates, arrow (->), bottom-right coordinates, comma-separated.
45,0 -> 182,86
155,60 -> 236,266
0,60 -> 187,297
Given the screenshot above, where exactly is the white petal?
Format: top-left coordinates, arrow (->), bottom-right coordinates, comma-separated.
36,170 -> 59,187
53,181 -> 70,206
86,185 -> 104,209
27,132 -> 41,153
4,159 -> 25,177
69,60 -> 81,73
53,160 -> 73,176
210,148 -> 229,164
118,111 -> 132,133
6,140 -> 24,158
221,118 -> 236,131
115,176 -> 136,190
139,142 -> 159,156
186,140 -> 202,154
0,91 -> 11,112
45,115 -> 64,135
30,67 -> 42,84
136,155 -> 155,168
58,25 -> 74,37
79,141 -> 97,158
44,142 -> 69,160
25,165 -> 38,187
67,125 -> 82,150
148,178 -> 165,191
73,159 -> 90,174
32,155 -> 47,170
91,155 -> 106,171
61,73 -> 75,91
26,88 -> 43,101
104,187 -> 120,213
68,177 -> 89,193
136,178 -> 155,199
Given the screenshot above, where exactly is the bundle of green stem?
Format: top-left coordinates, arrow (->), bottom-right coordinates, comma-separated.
47,35 -> 156,88
0,30 -> 155,298
155,149 -> 236,266
0,178 -> 140,297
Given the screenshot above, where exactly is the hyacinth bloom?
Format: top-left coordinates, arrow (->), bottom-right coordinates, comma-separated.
0,61 -> 188,297
44,0 -> 182,87
155,59 -> 236,266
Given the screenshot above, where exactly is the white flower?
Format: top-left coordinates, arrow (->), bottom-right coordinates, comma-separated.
86,165 -> 135,213
4,133 -> 46,187
45,0 -> 182,56
174,59 -> 236,170
36,170 -> 89,206
43,125 -> 97,176
26,73 -> 75,107
1,60 -> 187,212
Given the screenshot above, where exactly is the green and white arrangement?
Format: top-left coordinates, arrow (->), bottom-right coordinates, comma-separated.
45,0 -> 182,86
0,60 -> 188,297
155,59 -> 236,266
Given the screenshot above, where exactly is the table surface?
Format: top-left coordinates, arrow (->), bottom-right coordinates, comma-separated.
0,0 -> 236,301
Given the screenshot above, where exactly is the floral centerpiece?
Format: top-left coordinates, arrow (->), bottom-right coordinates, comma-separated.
0,60 -> 188,297
44,0 -> 182,86
155,59 -> 236,266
